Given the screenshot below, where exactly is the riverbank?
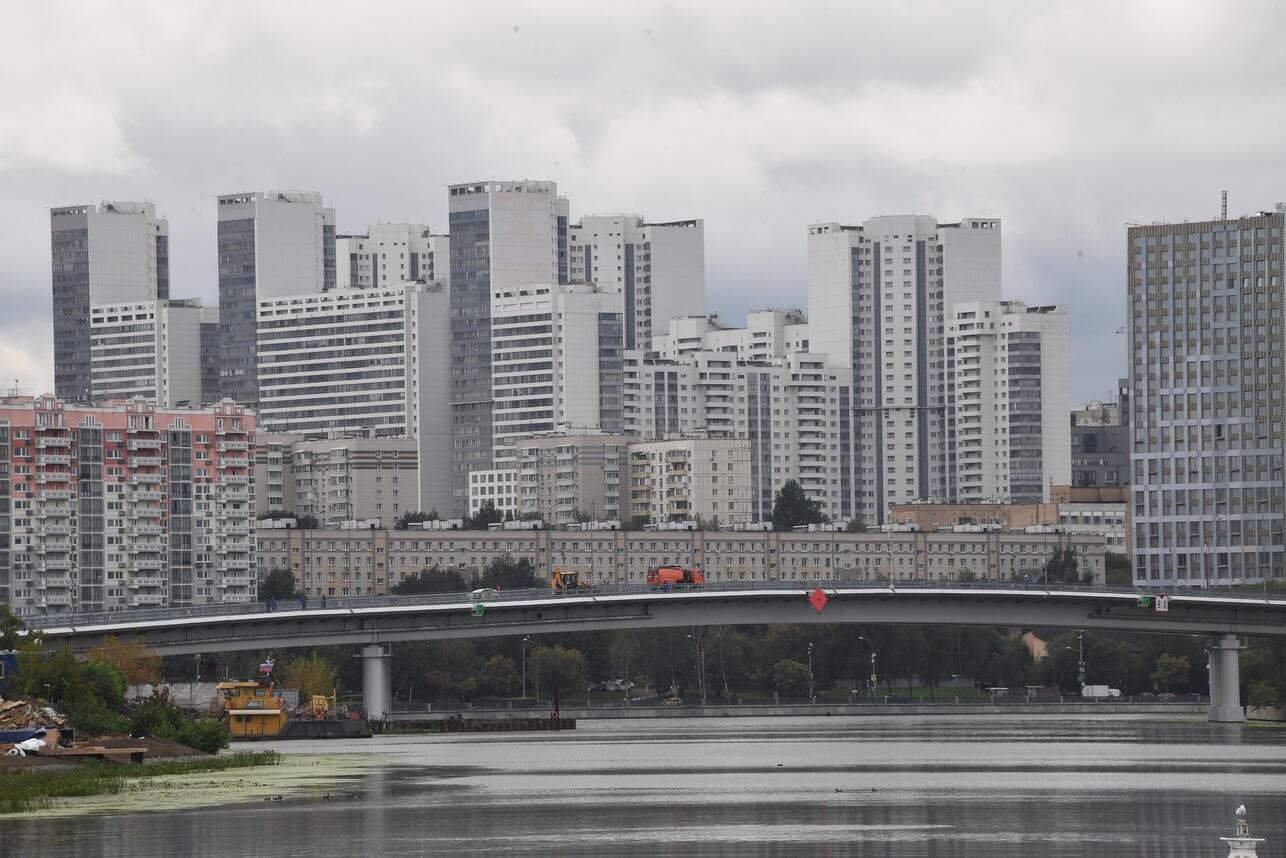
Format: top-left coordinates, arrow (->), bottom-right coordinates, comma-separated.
385,700 -> 1208,724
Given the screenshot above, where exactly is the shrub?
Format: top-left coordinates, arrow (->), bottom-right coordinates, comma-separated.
177,718 -> 230,754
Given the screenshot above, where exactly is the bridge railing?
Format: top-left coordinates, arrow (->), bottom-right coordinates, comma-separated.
20,576 -> 1282,630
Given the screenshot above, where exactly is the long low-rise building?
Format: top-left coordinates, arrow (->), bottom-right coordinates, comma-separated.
256,527 -> 1106,598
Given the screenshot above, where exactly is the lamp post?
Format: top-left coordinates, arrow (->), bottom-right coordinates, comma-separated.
807,642 -> 815,704
857,635 -> 878,701
521,636 -> 533,700
686,631 -> 707,706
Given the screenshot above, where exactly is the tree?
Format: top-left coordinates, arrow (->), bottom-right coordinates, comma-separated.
280,653 -> 338,701
623,515 -> 650,531
393,567 -> 467,595
1104,552 -> 1132,588
693,514 -> 722,531
396,510 -> 439,530
0,604 -> 40,652
258,567 -> 299,601
86,636 -> 161,687
1249,680 -> 1280,708
771,480 -> 826,531
260,509 -> 319,529
466,500 -> 504,530
1151,653 -> 1190,693
844,519 -> 869,533
477,655 -> 519,697
772,658 -> 811,697
1041,547 -> 1090,585
532,645 -> 587,700
480,556 -> 540,590
17,648 -> 129,735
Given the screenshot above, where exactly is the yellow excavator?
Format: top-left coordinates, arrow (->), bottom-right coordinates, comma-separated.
550,566 -> 591,592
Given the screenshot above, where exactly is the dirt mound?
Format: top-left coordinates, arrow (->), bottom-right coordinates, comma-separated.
96,736 -> 209,759
0,754 -> 79,772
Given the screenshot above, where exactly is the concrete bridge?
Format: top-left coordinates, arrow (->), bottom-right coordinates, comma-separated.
25,580 -> 1286,724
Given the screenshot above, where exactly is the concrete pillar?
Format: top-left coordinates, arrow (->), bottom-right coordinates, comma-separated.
361,643 -> 392,721
1208,634 -> 1245,723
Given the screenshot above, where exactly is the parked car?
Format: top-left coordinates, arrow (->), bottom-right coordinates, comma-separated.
469,588 -> 500,601
662,696 -> 683,706
1158,692 -> 1178,702
1136,692 -> 1157,702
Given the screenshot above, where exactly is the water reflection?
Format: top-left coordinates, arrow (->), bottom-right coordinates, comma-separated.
3,715 -> 1283,857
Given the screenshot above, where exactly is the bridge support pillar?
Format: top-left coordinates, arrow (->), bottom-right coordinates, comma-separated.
1208,634 -> 1245,723
361,643 -> 392,721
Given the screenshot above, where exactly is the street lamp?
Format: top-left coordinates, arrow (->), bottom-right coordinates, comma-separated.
807,642 -> 815,704
856,635 -> 878,701
521,636 -> 533,700
686,631 -> 707,706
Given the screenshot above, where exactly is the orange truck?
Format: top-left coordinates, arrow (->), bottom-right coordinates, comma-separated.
646,565 -> 706,588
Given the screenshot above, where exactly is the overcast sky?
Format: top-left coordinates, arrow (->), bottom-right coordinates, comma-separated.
4,1 -> 1285,404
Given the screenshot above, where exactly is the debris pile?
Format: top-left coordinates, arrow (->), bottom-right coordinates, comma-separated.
0,698 -> 66,732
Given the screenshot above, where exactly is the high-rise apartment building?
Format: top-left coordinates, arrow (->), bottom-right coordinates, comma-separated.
944,301 -> 1071,503
1071,380 -> 1131,489
0,395 -> 255,616
515,434 -> 628,525
623,348 -> 855,522
217,191 -> 336,404
1128,208 -> 1286,586
490,283 -> 624,462
446,180 -> 568,515
334,224 -> 449,290
653,309 -> 809,361
50,202 -> 170,402
90,299 -> 221,407
627,436 -> 752,525
568,215 -> 705,349
807,216 -> 1002,522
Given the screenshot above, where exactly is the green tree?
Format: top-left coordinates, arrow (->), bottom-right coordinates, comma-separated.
480,556 -> 540,590
280,653 -> 339,701
623,515 -> 650,531
771,480 -> 826,531
772,658 -> 811,697
467,501 -> 504,530
1248,680 -> 1280,707
1151,653 -> 1191,693
395,510 -> 439,530
477,655 -> 519,697
532,645 -> 588,700
693,514 -> 722,531
393,567 -> 467,594
260,509 -> 319,529
1104,552 -> 1132,588
18,648 -> 129,735
844,519 -> 869,533
0,604 -> 41,652
1041,547 -> 1090,585
258,567 -> 299,601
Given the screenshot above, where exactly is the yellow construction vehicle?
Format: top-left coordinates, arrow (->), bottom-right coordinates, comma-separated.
551,566 -> 591,592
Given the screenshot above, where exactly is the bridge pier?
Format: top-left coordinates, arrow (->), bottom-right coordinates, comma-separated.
361,643 -> 392,721
1208,634 -> 1246,723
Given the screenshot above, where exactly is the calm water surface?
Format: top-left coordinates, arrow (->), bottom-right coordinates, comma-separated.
4,714 -> 1285,857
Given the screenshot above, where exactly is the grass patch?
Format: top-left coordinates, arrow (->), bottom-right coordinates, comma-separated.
0,751 -> 281,815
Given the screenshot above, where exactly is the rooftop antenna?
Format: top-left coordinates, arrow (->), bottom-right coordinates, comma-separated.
1222,190 -> 1228,221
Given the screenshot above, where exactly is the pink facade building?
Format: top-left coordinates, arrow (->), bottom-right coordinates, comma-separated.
0,394 -> 255,616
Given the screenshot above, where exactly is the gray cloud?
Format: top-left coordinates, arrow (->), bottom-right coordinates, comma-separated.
3,0 -> 1285,404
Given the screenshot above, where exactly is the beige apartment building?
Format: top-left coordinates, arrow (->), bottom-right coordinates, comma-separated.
256,527 -> 1106,598
516,434 -> 627,525
628,437 -> 752,525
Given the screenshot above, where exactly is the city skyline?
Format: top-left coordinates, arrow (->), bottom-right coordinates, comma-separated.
9,4 -> 1286,404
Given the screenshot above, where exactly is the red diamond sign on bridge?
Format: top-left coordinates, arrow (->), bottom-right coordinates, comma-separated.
809,587 -> 829,613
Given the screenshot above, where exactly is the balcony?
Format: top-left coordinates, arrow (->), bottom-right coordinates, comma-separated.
127,438 -> 163,451
217,440 -> 250,453
129,473 -> 164,485
131,455 -> 164,467
128,594 -> 166,607
218,472 -> 251,486
36,454 -> 72,466
35,523 -> 75,537
128,524 -> 165,537
218,523 -> 252,537
35,472 -> 72,484
35,576 -> 76,591
127,541 -> 166,555
219,489 -> 252,502
126,506 -> 163,520
129,488 -> 166,501
36,556 -> 74,571
133,557 -> 165,571
36,489 -> 73,501
218,457 -> 250,469
36,436 -> 72,449
216,560 -> 253,573
127,577 -> 167,590
34,540 -> 74,555
35,504 -> 74,519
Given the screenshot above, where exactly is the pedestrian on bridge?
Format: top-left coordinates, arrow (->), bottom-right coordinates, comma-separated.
300,594 -> 308,610
320,594 -> 328,610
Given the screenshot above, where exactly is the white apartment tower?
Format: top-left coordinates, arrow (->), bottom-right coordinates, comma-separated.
50,202 -> 170,403
446,180 -> 569,515
945,301 -> 1071,504
334,223 -> 450,290
1128,208 -> 1286,587
217,191 -> 336,404
568,214 -> 705,350
490,283 -> 624,463
90,299 -> 221,407
807,216 -> 1002,522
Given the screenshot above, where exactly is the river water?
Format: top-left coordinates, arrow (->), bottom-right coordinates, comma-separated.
3,715 -> 1284,856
